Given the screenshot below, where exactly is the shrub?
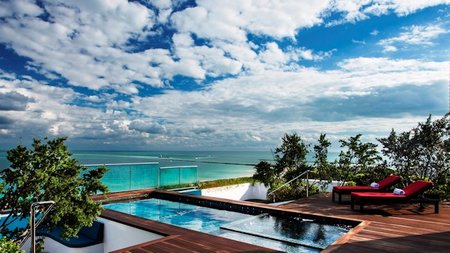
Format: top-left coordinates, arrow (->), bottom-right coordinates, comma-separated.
0,237 -> 25,253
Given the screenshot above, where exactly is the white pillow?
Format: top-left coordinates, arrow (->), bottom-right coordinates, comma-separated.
370,182 -> 380,188
393,188 -> 405,195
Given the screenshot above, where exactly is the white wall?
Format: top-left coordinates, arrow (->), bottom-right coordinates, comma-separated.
99,217 -> 163,253
200,180 -> 341,201
201,183 -> 268,200
21,218 -> 164,253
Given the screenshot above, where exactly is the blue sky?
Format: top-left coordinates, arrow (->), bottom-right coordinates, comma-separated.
0,0 -> 449,151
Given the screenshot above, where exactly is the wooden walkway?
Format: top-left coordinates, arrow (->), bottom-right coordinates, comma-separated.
281,193 -> 450,253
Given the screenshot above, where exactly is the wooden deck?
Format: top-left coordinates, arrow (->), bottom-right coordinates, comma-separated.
98,190 -> 450,253
281,193 -> 450,253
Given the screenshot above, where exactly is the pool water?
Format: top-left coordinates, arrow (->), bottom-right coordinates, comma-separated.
104,199 -> 349,252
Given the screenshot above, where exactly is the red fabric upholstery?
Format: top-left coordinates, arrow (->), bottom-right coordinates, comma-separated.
377,175 -> 402,189
403,180 -> 433,197
333,175 -> 401,194
351,192 -> 407,201
351,180 -> 433,201
333,186 -> 378,193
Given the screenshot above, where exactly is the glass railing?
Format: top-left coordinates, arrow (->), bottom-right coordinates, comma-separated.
159,166 -> 198,187
85,163 -> 198,192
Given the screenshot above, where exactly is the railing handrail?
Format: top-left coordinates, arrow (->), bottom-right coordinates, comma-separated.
159,165 -> 199,169
19,200 -> 55,253
267,169 -> 311,199
84,162 -> 159,166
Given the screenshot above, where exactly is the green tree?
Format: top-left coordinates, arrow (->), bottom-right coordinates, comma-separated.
273,133 -> 309,180
336,134 -> 382,185
378,114 -> 450,198
253,161 -> 279,188
253,133 -> 312,201
0,137 -> 108,245
312,133 -> 335,190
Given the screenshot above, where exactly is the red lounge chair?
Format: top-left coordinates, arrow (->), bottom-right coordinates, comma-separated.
351,180 -> 439,213
332,175 -> 401,203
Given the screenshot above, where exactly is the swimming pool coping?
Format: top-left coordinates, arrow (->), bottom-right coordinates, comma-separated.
95,189 -> 363,252
101,208 -> 282,252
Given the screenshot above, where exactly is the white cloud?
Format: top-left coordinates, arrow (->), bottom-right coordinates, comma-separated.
172,0 -> 330,41
383,45 -> 398,52
368,0 -> 450,16
258,43 -> 289,68
0,0 -> 43,18
0,72 -> 144,146
0,0 -> 160,92
328,0 -> 450,24
1,0 -> 449,150
379,24 -> 448,52
127,57 -> 447,148
0,0 -> 448,96
1,56 -> 447,149
352,39 -> 366,45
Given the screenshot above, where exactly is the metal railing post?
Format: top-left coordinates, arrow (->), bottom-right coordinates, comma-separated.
28,201 -> 55,253
30,205 -> 36,253
306,171 -> 309,198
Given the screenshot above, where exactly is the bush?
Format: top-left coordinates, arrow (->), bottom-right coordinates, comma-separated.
268,182 -> 319,202
0,237 -> 25,253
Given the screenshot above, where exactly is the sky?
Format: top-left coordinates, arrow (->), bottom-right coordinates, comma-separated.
0,0 -> 449,151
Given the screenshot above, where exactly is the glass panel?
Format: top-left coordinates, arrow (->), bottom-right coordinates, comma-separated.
101,164 -> 131,192
180,166 -> 197,184
86,163 -> 197,191
130,164 -> 159,190
86,163 -> 159,192
160,167 -> 180,186
160,166 -> 198,187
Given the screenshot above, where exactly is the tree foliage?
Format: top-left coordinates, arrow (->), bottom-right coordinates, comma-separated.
274,133 -> 309,171
253,160 -> 278,188
335,134 -> 388,185
273,133 -> 310,182
378,114 -> 450,198
253,133 -> 313,201
0,137 -> 108,244
312,133 -> 333,183
0,237 -> 24,253
253,114 -> 449,201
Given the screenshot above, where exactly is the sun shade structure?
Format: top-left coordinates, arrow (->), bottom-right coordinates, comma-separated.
332,175 -> 401,203
350,180 -> 439,213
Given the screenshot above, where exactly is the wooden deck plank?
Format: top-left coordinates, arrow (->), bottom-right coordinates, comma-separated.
282,193 -> 450,253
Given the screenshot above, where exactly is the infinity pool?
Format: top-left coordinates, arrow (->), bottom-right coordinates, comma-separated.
105,198 -> 349,252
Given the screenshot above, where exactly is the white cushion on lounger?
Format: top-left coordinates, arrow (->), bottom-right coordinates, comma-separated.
393,188 -> 405,195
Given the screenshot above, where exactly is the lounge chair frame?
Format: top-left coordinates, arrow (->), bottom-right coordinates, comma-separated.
332,175 -> 401,203
350,180 -> 439,213
351,196 -> 440,213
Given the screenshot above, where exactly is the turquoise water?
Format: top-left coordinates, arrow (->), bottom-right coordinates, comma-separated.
76,151 -> 274,181
0,150 -> 341,182
105,198 -> 349,252
0,151 -> 274,181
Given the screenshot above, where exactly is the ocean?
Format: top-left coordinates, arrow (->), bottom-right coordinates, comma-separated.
0,150 -> 274,181
0,150 -> 340,181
